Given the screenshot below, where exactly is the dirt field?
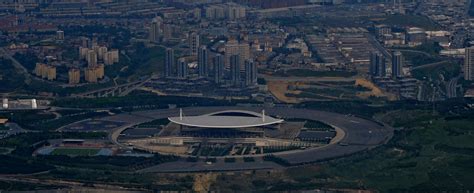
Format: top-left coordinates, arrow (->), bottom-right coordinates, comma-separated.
355,78 -> 397,100
267,80 -> 301,103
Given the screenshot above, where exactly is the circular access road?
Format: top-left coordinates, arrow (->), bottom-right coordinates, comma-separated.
104,106 -> 393,168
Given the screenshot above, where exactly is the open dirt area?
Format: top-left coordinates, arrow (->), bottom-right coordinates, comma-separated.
267,80 -> 302,103
355,78 -> 397,100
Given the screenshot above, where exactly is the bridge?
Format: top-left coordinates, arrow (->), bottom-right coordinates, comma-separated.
72,79 -> 149,98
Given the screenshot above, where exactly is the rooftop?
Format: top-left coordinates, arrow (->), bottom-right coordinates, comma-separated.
168,110 -> 283,129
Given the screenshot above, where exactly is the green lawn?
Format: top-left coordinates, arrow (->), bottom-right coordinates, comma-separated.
51,148 -> 100,156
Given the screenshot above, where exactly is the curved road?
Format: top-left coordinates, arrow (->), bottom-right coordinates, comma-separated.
390,49 -> 433,57
411,60 -> 450,70
101,106 -> 393,172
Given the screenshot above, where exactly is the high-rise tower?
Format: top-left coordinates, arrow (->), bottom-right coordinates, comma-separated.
230,55 -> 241,87
244,59 -> 257,86
165,48 -> 175,78
213,54 -> 224,84
370,52 -> 386,78
465,47 -> 474,81
177,58 -> 188,78
149,16 -> 163,43
198,46 -> 208,77
391,51 -> 404,78
189,32 -> 200,56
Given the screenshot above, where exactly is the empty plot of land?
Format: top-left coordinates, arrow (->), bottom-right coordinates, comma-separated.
267,80 -> 301,103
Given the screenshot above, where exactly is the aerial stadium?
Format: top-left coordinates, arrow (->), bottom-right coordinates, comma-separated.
169,110 -> 283,129
123,108 -> 342,157
169,110 -> 283,138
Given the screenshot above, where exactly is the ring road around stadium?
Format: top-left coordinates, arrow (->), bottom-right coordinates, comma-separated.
105,106 -> 393,169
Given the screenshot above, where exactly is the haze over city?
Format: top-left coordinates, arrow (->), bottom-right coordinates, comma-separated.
0,0 -> 473,192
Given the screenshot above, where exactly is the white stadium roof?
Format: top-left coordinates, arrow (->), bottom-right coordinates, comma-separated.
168,110 -> 284,129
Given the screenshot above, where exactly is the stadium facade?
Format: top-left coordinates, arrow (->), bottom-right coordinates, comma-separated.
168,110 -> 283,129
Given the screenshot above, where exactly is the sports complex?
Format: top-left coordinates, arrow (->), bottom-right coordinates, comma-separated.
57,106 -> 393,172
125,109 -> 341,157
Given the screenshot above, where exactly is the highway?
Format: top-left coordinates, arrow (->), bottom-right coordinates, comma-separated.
72,78 -> 149,98
368,34 -> 391,58
389,49 -> 432,57
446,75 -> 462,98
411,60 -> 450,70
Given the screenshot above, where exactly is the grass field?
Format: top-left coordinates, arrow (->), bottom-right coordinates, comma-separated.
51,148 -> 100,156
